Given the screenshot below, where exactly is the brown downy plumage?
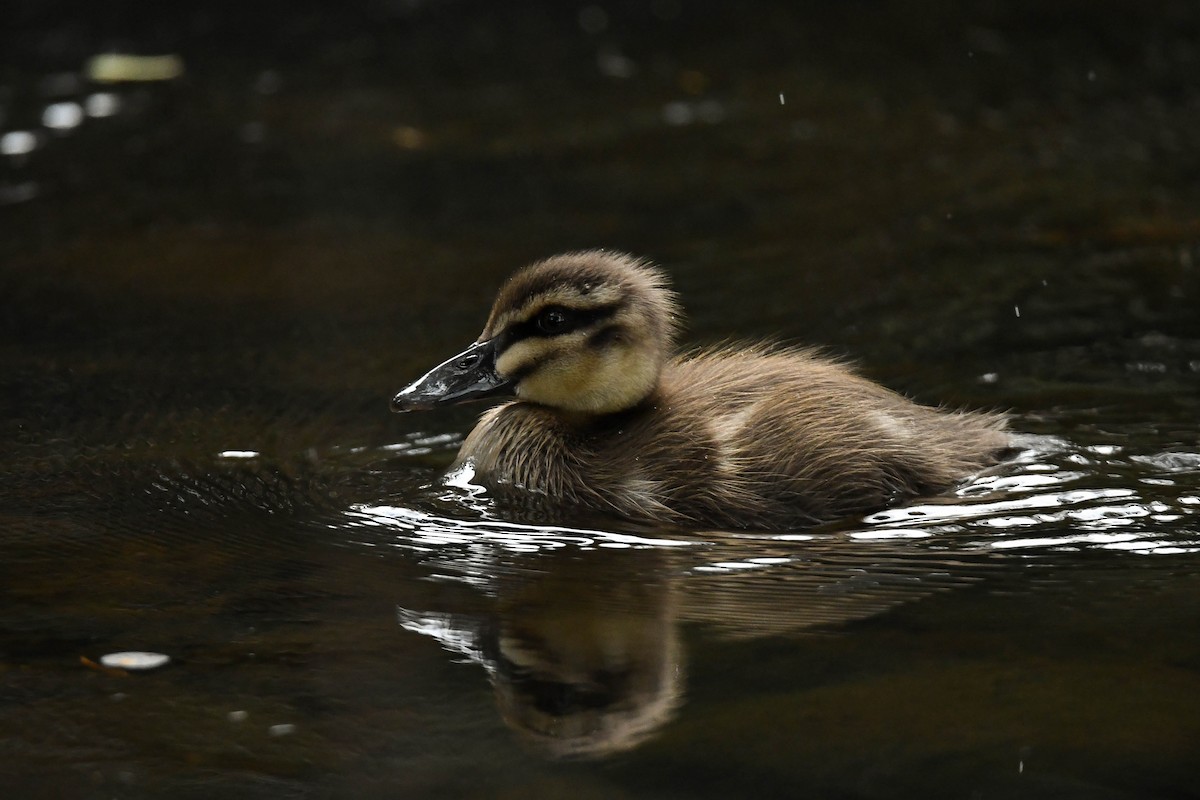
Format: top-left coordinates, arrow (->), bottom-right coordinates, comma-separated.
392,250 -> 1011,529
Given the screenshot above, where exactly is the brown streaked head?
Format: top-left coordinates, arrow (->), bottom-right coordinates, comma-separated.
392,250 -> 681,415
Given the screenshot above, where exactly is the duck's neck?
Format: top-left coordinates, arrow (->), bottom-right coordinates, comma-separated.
541,385 -> 662,432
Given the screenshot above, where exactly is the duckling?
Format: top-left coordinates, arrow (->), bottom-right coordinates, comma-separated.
392,250 -> 1010,529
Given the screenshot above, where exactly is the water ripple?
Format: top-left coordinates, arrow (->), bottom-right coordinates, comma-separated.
347,502 -> 697,552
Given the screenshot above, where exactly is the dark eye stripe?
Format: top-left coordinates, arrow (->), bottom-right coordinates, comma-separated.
503,302 -> 621,344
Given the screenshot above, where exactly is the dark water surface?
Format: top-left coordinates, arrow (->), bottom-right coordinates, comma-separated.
3,2 -> 1200,797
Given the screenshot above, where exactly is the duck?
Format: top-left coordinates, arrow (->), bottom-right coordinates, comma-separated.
391,250 -> 1010,529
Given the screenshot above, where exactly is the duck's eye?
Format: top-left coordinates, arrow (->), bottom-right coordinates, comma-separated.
535,307 -> 574,335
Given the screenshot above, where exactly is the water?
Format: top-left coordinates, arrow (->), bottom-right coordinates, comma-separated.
3,2 -> 1199,798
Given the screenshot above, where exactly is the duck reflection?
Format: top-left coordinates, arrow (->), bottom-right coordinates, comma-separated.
399,547 -> 682,759
390,516 -> 985,759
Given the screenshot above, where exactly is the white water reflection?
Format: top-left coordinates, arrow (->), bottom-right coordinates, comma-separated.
1131,452 -> 1200,472
986,531 -> 1198,554
864,486 -> 1139,527
857,441 -> 1200,556
348,502 -> 697,551
42,101 -> 84,131
1,130 -> 38,156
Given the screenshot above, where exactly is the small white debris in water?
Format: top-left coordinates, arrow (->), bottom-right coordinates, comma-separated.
228,710 -> 249,723
43,101 -> 84,130
1014,305 -> 1021,318
1,130 -> 38,156
218,450 -> 260,459
779,92 -> 785,105
269,723 -> 297,737
100,651 -> 170,671
978,372 -> 999,384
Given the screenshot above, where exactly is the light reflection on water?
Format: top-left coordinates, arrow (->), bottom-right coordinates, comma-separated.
350,502 -> 697,551
859,433 -> 1200,555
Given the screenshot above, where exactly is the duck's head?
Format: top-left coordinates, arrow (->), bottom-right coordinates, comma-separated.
392,251 -> 680,416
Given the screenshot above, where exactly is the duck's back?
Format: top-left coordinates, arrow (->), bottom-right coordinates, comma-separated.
646,348 -> 1009,526
459,348 -> 1009,528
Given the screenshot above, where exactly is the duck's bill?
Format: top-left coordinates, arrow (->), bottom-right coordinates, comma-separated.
391,338 -> 513,412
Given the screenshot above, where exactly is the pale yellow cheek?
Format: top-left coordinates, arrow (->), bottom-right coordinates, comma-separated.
516,354 -> 598,409
593,347 -> 659,410
517,345 -> 660,414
